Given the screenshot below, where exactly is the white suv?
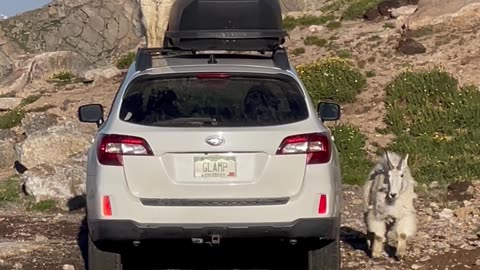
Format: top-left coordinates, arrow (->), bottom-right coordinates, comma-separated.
78,0 -> 343,269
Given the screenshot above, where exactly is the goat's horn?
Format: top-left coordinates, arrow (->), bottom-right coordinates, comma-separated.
385,151 -> 394,170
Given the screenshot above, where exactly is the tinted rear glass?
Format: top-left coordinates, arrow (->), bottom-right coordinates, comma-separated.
119,74 -> 309,127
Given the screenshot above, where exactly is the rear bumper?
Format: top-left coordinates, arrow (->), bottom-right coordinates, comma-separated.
89,217 -> 339,243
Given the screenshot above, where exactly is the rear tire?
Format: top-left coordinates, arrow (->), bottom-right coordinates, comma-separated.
307,237 -> 341,270
88,235 -> 122,270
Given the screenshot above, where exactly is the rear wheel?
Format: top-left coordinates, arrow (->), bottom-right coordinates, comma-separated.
88,235 -> 123,270
307,237 -> 341,270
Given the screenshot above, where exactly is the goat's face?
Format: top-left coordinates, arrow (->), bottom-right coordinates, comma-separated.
384,153 -> 409,201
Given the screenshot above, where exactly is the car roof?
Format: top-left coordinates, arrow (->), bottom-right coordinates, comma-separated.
124,50 -> 300,83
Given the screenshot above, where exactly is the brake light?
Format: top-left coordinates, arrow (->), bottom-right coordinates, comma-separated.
97,134 -> 153,166
196,73 -> 231,79
276,133 -> 331,164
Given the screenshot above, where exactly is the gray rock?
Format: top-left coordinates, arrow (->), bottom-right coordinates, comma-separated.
15,122 -> 93,169
397,38 -> 427,55
0,129 -> 15,170
439,208 -> 454,219
84,66 -> 122,81
0,97 -> 21,111
21,156 -> 86,202
364,7 -> 382,21
21,113 -> 59,137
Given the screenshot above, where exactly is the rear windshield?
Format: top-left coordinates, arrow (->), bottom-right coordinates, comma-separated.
119,74 -> 309,127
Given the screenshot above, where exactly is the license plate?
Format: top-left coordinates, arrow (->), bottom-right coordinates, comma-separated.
194,156 -> 237,178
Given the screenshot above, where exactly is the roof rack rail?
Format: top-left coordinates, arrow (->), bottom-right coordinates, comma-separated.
134,47 -> 291,72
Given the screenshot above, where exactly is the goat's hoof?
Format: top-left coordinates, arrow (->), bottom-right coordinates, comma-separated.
394,254 -> 405,261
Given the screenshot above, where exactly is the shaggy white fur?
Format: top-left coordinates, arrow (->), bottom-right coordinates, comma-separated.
138,0 -> 175,48
363,151 -> 418,259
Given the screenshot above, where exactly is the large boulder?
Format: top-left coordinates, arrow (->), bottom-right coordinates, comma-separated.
21,113 -> 59,137
280,0 -> 323,12
15,122 -> 94,169
0,0 -> 143,80
21,153 -> 87,203
0,51 -> 90,95
0,97 -> 21,111
407,0 -> 480,30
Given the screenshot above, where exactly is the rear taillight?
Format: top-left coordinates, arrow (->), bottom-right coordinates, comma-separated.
97,134 -> 153,166
276,133 -> 331,164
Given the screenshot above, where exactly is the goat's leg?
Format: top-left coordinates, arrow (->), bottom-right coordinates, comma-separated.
367,215 -> 386,258
394,214 -> 417,260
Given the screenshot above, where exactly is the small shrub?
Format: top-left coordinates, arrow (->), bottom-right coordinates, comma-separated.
343,0 -> 382,20
326,21 -> 342,30
116,52 -> 136,69
50,70 -> 74,82
291,47 -> 306,56
296,57 -> 367,104
384,68 -> 480,184
336,49 -> 353,58
304,36 -> 328,47
366,70 -> 376,77
283,15 -> 335,30
331,124 -> 373,185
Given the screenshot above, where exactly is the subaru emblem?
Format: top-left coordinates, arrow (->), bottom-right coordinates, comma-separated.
205,136 -> 225,146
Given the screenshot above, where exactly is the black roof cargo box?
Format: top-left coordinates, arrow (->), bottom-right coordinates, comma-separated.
164,0 -> 287,52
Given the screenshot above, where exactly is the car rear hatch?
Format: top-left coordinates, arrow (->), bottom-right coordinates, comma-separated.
100,72 -> 331,202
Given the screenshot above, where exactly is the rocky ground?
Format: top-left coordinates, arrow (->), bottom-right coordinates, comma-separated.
0,182 -> 478,269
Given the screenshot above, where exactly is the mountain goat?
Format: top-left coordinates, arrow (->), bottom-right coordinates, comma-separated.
363,151 -> 417,259
138,0 -> 175,47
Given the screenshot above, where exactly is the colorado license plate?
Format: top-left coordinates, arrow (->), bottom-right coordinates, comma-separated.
194,156 -> 237,178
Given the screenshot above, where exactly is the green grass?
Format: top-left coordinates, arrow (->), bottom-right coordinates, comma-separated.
331,124 -> 373,185
0,94 -> 44,129
0,177 -> 20,204
0,109 -> 25,130
383,22 -> 396,29
27,200 -> 57,212
296,57 -> 367,104
304,36 -> 328,47
283,15 -> 335,31
0,92 -> 16,98
343,0 -> 382,20
291,47 -> 306,56
384,68 -> 480,184
366,70 -> 376,77
116,52 -> 136,69
326,21 -> 342,30
336,49 -> 353,58
20,95 -> 41,107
